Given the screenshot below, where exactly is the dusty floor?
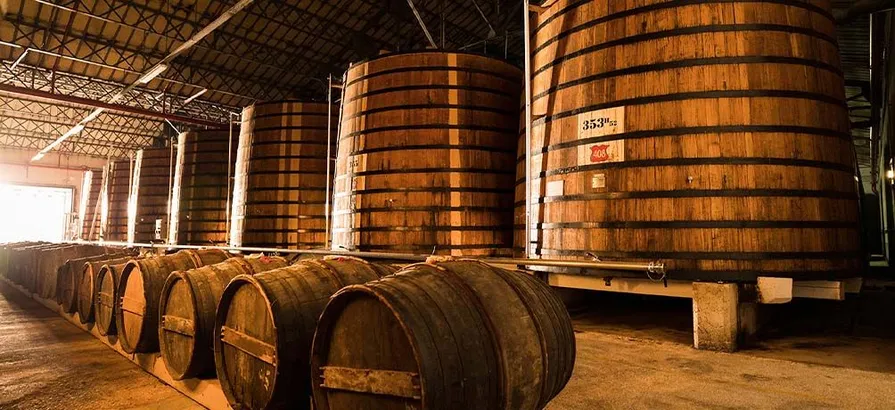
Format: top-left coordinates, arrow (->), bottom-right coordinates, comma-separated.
2,281 -> 895,409
0,282 -> 199,410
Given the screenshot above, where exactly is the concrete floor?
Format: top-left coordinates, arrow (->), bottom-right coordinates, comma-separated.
0,282 -> 199,410
2,281 -> 895,409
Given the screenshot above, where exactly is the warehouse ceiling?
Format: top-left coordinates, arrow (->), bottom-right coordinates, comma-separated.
0,0 -> 880,171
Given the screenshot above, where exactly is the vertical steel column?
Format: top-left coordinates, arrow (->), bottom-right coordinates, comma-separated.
226,112 -> 237,244
325,74 -> 334,248
523,0 -> 534,258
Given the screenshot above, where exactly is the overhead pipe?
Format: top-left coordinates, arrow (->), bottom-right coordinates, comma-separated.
70,240 -> 666,275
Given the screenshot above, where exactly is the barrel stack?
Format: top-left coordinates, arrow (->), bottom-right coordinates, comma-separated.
229,101 -> 335,250
158,254 -> 290,380
516,0 -> 861,280
169,129 -> 238,246
78,255 -> 134,325
311,258 -> 576,410
130,147 -> 174,244
116,249 -> 230,354
332,51 -> 522,256
214,257 -> 396,409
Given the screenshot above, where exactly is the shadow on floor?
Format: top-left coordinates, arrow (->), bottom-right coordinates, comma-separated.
564,287 -> 895,374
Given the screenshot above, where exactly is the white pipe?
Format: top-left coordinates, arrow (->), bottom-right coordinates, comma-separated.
69,239 -> 665,274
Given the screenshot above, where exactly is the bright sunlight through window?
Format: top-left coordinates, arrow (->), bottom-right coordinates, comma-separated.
0,183 -> 72,243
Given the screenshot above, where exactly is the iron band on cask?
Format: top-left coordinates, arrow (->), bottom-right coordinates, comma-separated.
310,258 -> 576,410
213,256 -> 396,409
516,0 -> 862,280
230,101 -> 335,250
332,51 -> 522,256
169,129 -> 238,246
158,254 -> 290,380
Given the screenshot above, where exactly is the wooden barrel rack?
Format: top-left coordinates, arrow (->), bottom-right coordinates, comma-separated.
131,147 -> 174,244
104,159 -> 132,242
516,0 -> 862,280
169,129 -> 238,246
332,51 -> 522,256
230,101 -> 335,250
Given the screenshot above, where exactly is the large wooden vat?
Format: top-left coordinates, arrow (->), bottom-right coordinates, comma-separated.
158,255 -> 289,380
311,258 -> 575,410
169,129 -> 238,246
104,159 -> 132,242
116,249 -> 230,353
516,0 -> 861,280
213,257 -> 396,409
229,101 -> 335,250
332,51 -> 522,256
130,147 -> 174,244
78,255 -> 134,324
79,169 -> 104,241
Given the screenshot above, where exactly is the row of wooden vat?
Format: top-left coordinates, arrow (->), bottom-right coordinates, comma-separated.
0,241 -> 575,409
81,0 -> 862,282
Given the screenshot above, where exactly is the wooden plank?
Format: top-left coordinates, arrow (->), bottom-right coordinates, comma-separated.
320,366 -> 421,399
219,325 -> 277,365
120,296 -> 146,315
161,315 -> 195,337
792,281 -> 846,301
97,291 -> 114,307
756,277 -> 793,304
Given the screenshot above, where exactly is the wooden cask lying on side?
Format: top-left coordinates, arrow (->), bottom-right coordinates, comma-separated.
3,242 -> 50,285
56,251 -> 130,312
78,255 -> 134,324
169,129 -> 238,246
311,259 -> 575,410
38,245 -> 106,300
117,249 -> 231,353
104,159 -> 132,242
95,261 -> 131,336
131,147 -> 174,244
230,101 -> 335,250
159,255 -> 289,380
214,257 -> 396,409
79,169 -> 104,241
516,0 -> 861,280
332,51 -> 522,256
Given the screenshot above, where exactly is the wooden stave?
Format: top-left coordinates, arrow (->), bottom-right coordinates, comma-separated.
78,255 -> 134,324
7,243 -> 62,290
514,0 -> 860,279
310,259 -> 576,410
158,255 -> 290,380
232,101 -> 335,249
333,52 -> 522,256
116,249 -> 230,354
213,257 -> 396,409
